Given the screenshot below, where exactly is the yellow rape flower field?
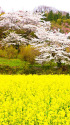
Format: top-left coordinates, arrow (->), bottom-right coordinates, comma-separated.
0,75 -> 70,125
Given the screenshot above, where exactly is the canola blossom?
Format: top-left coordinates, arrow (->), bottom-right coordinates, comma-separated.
0,75 -> 70,125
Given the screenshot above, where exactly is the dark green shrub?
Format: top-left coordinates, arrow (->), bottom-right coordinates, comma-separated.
57,58 -> 62,68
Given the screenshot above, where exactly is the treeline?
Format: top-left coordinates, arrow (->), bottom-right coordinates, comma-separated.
42,11 -> 70,33
43,11 -> 70,22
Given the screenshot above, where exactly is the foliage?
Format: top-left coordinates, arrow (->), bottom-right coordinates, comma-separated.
47,10 -> 54,21
43,11 -> 70,22
0,26 -> 7,40
57,58 -> 62,68
0,49 -> 7,58
0,56 -> 70,74
42,11 -> 70,33
0,46 -> 18,59
15,29 -> 37,39
5,46 -> 18,59
65,47 -> 70,53
0,11 -> 5,16
51,20 -> 70,33
30,31 -> 38,38
19,45 -> 40,64
57,19 -> 62,25
66,13 -> 70,19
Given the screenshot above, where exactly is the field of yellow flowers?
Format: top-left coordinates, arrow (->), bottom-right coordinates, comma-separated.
0,75 -> 70,125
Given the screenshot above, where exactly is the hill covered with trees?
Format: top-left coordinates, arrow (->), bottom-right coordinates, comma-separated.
0,6 -> 70,74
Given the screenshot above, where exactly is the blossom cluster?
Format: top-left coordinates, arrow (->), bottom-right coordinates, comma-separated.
2,32 -> 27,46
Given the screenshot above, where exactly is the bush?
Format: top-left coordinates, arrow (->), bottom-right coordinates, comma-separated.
66,19 -> 70,25
0,46 -> 18,59
5,46 -> 18,59
0,49 -> 7,58
57,19 -> 62,25
65,47 -> 70,53
57,58 -> 62,68
19,45 -> 40,64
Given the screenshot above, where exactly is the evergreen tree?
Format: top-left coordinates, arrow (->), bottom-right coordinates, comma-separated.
57,11 -> 62,19
66,13 -> 70,19
47,10 -> 54,21
54,13 -> 58,22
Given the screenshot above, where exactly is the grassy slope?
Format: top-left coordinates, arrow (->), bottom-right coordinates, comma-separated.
0,58 -> 25,67
0,57 -> 70,74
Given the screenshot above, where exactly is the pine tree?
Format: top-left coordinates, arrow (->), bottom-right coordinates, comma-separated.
66,13 -> 70,19
47,11 -> 54,21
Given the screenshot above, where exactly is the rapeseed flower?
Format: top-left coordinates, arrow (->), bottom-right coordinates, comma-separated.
0,75 -> 70,125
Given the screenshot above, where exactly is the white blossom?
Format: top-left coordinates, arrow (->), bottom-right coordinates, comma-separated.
2,32 -> 27,46
0,10 -> 70,64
